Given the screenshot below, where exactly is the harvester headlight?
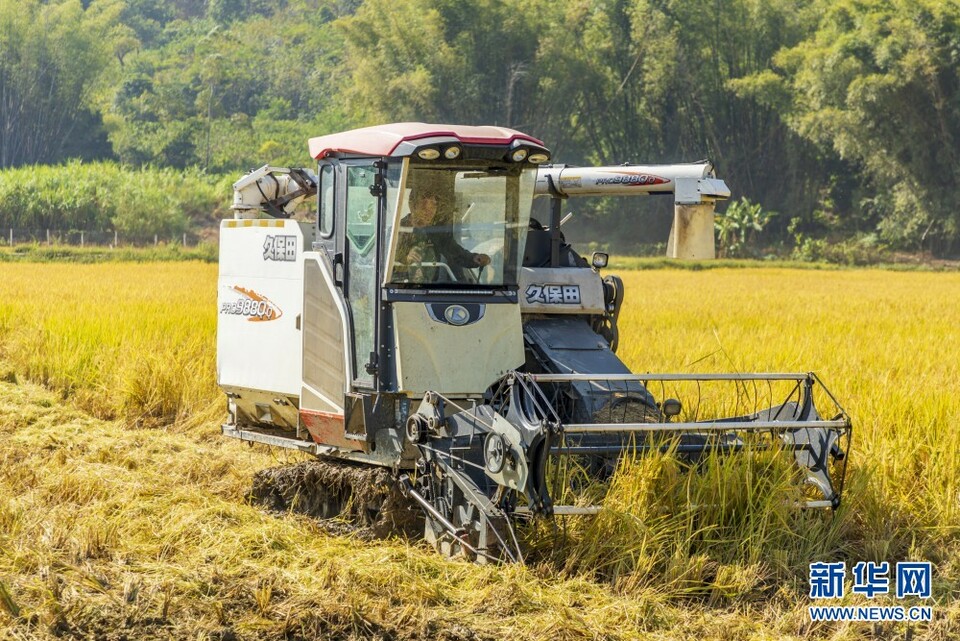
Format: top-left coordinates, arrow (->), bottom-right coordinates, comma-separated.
443,145 -> 462,160
510,148 -> 529,162
417,148 -> 440,160
528,152 -> 550,164
591,252 -> 609,269
662,398 -> 682,418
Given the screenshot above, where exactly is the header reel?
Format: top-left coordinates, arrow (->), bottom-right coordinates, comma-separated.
402,371 -> 850,562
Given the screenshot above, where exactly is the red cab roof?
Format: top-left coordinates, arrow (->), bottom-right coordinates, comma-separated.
308,122 -> 544,159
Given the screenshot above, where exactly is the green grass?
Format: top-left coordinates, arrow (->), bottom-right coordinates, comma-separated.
609,255 -> 960,272
0,243 -> 218,264
0,161 -> 231,238
3,245 -> 958,272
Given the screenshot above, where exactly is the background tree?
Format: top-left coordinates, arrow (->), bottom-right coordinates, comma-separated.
738,0 -> 960,254
3,0 -> 960,255
104,0 -> 346,170
337,0 -> 546,130
529,0 -> 836,250
0,0 -> 129,168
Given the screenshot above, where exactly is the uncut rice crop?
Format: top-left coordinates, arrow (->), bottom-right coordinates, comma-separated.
0,263 -> 219,428
0,262 -> 957,640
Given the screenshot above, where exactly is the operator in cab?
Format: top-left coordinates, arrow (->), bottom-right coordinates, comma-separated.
395,186 -> 491,283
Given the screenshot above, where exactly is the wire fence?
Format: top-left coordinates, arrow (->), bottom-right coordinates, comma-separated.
1,229 -> 206,248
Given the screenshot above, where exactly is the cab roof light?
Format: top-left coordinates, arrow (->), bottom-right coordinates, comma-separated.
528,152 -> 550,164
417,148 -> 440,160
510,148 -> 528,162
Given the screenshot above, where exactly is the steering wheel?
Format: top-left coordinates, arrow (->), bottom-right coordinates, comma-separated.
418,260 -> 457,282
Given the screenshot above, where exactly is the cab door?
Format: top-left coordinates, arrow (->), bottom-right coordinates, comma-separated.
343,162 -> 381,389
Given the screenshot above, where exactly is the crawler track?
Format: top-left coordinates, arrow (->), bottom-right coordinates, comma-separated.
249,459 -> 422,538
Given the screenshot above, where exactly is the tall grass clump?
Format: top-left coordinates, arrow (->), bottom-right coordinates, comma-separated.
524,444 -> 848,602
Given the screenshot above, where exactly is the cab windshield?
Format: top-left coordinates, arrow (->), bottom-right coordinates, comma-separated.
385,163 -> 535,287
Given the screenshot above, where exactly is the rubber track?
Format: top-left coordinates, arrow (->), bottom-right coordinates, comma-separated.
249,459 -> 422,538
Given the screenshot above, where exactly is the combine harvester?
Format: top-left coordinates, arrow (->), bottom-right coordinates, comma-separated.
217,123 -> 850,561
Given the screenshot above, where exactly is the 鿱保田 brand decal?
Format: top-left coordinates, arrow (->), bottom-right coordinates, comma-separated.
220,286 -> 283,321
263,235 -> 297,261
594,171 -> 668,187
526,284 -> 581,305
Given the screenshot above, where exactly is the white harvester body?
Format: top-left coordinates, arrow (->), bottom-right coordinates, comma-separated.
217,218 -> 314,430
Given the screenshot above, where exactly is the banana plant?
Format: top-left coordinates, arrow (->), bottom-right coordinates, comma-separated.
715,197 -> 776,258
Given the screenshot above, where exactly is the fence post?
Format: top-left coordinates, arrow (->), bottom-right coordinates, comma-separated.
8,229 -> 11,246
114,230 -> 118,247
183,233 -> 187,247
154,234 -> 158,246
80,231 -> 84,248
46,229 -> 50,245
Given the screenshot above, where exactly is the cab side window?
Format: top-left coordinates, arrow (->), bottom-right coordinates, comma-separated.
319,164 -> 335,237
345,164 -> 379,386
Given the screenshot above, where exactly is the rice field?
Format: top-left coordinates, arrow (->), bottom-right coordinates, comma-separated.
0,261 -> 958,639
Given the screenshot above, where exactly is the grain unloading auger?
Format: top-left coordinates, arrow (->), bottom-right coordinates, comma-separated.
217,123 -> 851,561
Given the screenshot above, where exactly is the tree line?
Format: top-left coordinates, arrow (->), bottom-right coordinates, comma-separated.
1,0 -> 958,255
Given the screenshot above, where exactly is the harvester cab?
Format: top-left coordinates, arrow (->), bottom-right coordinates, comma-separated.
217,123 -> 851,561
